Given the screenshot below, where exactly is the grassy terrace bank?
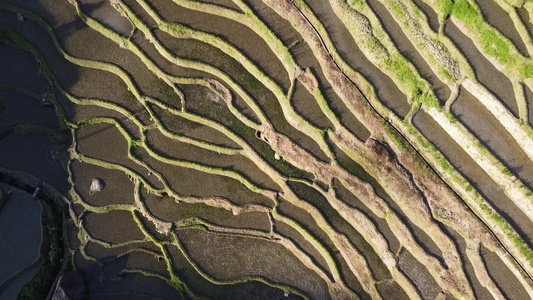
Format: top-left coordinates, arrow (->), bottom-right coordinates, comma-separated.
2,0 -> 533,298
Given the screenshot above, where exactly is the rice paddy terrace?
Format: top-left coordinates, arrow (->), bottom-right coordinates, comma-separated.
3,0 -> 533,299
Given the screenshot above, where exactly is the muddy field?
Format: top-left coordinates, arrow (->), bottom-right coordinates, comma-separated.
2,0 -> 533,298
0,190 -> 43,299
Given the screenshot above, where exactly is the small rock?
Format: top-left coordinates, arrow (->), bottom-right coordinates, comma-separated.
89,178 -> 105,194
284,291 -> 289,297
274,153 -> 281,160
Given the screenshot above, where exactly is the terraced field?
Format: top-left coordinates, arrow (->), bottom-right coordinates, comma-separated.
3,0 -> 533,299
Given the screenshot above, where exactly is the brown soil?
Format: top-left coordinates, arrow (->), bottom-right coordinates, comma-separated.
145,127 -> 280,191
376,280 -> 410,300
178,228 -> 331,299
70,160 -> 135,207
476,0 -> 529,57
451,86 -> 533,190
398,249 -> 441,300
76,122 -> 164,189
480,244 -> 530,300
82,210 -> 145,244
444,20 -> 518,117
413,109 -> 533,246
150,103 -> 241,148
165,243 -> 304,299
291,79 -> 334,130
367,0 -> 451,103
133,145 -> 275,207
331,143 -> 445,264
325,84 -> 372,141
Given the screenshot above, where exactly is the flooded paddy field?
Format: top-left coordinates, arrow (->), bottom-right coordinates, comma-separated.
142,186 -> 271,232
0,190 -> 43,299
518,8 -> 533,41
444,21 -> 519,117
0,45 -> 49,93
133,145 -> 275,207
145,127 -> 280,191
76,122 -> 164,189
70,160 -> 135,207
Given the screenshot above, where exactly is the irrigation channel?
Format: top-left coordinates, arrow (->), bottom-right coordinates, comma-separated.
2,0 -> 533,299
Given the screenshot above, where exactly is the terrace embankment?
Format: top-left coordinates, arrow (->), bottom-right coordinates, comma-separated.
154,32 -> 331,162
305,0 -> 411,118
451,87 -> 533,191
287,180 -> 391,281
331,142 -> 446,265
476,0 -> 529,57
277,197 -> 369,298
413,108 -> 533,246
444,20 -> 518,117
366,0 -> 451,104
146,0 -> 291,92
444,226 -> 495,300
